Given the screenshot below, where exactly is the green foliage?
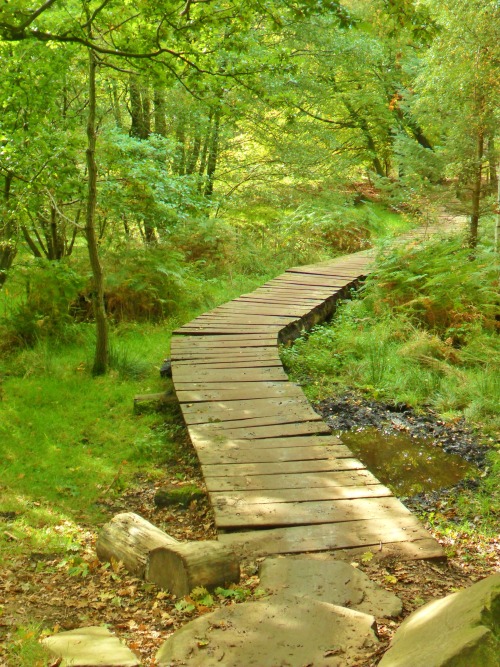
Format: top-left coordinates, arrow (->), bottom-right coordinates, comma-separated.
283,228 -> 500,431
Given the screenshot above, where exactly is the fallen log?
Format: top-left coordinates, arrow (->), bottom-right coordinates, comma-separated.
96,512 -> 179,577
147,541 -> 240,598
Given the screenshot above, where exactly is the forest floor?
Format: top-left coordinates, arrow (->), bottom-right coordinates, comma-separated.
1,396 -> 498,666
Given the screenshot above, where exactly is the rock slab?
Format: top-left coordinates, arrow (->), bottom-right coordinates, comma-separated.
42,626 -> 140,667
259,557 -> 403,618
378,573 -> 500,667
156,597 -> 378,667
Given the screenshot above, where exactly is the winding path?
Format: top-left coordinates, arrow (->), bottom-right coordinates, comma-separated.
170,227 -> 449,560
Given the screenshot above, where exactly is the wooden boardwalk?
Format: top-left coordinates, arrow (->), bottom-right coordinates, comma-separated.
171,234 -> 448,560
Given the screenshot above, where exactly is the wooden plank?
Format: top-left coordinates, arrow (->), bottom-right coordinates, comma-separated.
210,306 -> 305,317
180,399 -> 318,424
172,334 -> 277,343
269,277 -> 350,289
237,294 -> 322,302
197,444 -> 353,464
184,411 -> 323,430
172,367 -> 288,383
190,420 -> 331,443
204,469 -> 375,492
211,483 -> 391,506
172,354 -> 281,364
177,325 -> 283,333
192,314 -> 298,324
172,340 -> 277,349
175,383 -> 304,403
286,268 -> 368,279
174,359 -> 283,369
218,518 -> 443,557
174,348 -> 280,357
214,495 -> 414,529
202,458 -> 364,480
192,434 -> 344,450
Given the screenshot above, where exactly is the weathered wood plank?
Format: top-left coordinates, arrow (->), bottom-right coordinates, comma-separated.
177,326 -> 283,334
172,340 -> 277,349
204,469 -> 376,492
172,350 -> 278,361
172,334 -> 277,343
211,483 -> 391,507
190,420 -> 331,443
197,444 -> 353,465
184,411 -> 323,430
181,400 -> 319,425
175,383 -> 304,403
214,495 -> 414,529
192,314 -> 298,324
218,519 -> 443,557
180,397 -> 311,417
174,359 -> 283,370
192,434 -> 344,451
202,458 -> 364,480
173,367 -> 289,383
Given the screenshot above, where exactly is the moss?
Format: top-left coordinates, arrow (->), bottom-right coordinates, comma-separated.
154,484 -> 205,508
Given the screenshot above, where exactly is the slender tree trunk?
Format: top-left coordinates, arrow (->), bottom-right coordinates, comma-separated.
496,161 -> 500,253
0,172 -> 17,289
129,74 -> 147,139
173,122 -> 186,175
86,48 -> 108,375
142,84 -> 151,137
197,113 -> 212,192
204,108 -> 221,197
487,136 -> 498,192
469,130 -> 484,249
111,82 -> 123,128
343,99 -> 385,177
154,88 -> 167,136
186,133 -> 201,175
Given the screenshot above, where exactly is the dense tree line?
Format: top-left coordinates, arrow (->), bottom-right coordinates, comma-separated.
1,0 -> 499,372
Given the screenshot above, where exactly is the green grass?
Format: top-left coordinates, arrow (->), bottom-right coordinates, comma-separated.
0,326 -> 176,555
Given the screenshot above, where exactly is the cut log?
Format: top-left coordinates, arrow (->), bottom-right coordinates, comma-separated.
147,541 -> 240,597
96,512 -> 179,577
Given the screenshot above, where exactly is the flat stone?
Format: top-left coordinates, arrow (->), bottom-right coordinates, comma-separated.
42,626 -> 140,667
379,573 -> 500,667
259,557 -> 403,618
156,597 -> 378,667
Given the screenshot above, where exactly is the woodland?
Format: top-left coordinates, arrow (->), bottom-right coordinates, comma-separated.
0,0 -> 499,665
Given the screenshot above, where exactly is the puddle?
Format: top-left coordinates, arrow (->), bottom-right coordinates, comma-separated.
337,427 -> 477,496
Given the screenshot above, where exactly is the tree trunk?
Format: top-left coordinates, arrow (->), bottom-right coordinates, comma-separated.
96,512 -> 179,577
197,113 -> 212,192
142,84 -> 151,137
496,161 -> 500,253
111,81 -> 123,129
469,130 -> 484,249
129,74 -> 148,139
343,99 -> 385,177
186,133 -> 202,175
173,122 -> 186,175
86,48 -> 109,376
487,136 -> 498,192
204,107 -> 221,197
147,542 -> 240,597
154,88 -> 167,136
0,172 -> 17,289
